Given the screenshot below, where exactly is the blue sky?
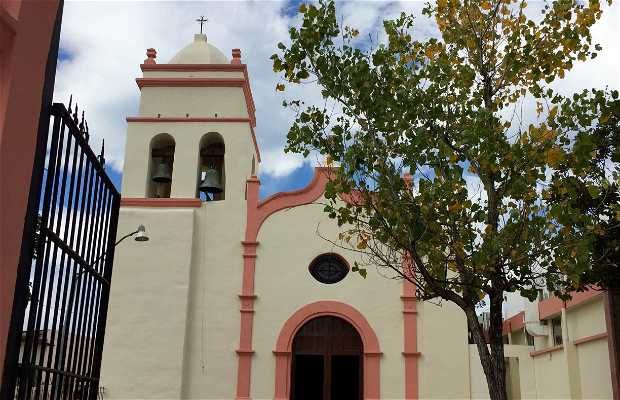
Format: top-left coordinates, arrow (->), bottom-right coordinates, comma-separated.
54,0 -> 335,199
54,0 -> 619,201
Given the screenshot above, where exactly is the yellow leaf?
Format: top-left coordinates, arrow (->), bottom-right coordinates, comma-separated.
520,134 -> 529,145
545,147 -> 564,167
275,83 -> 285,92
600,114 -> 610,124
549,106 -> 558,119
481,1 -> 492,10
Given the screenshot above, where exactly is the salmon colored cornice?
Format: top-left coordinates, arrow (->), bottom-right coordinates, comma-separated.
139,62 -> 256,117
136,77 -> 244,88
401,184 -> 420,400
135,77 -> 256,127
127,117 -> 250,123
140,63 -> 246,72
120,198 -> 201,208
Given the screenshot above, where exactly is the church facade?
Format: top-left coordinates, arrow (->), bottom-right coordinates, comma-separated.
100,34 -> 616,400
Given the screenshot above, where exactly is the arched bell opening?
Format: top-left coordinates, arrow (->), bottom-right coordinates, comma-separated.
197,132 -> 225,201
147,133 -> 175,198
291,316 -> 363,400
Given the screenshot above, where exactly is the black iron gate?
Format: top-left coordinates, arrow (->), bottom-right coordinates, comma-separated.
2,97 -> 120,400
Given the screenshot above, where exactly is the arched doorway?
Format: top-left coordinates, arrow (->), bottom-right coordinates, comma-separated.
291,316 -> 363,400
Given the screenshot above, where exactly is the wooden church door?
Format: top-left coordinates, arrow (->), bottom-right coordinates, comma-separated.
291,316 -> 363,400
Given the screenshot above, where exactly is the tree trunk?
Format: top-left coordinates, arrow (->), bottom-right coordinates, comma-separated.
466,302 -> 508,400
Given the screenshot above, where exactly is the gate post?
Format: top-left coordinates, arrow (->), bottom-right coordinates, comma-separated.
0,0 -> 63,394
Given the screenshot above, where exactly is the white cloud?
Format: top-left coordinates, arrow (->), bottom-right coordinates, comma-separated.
54,0 -> 619,184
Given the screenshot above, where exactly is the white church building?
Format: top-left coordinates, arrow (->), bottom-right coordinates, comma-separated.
100,33 -> 617,400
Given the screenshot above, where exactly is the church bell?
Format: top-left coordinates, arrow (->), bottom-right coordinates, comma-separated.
152,160 -> 172,183
199,168 -> 223,194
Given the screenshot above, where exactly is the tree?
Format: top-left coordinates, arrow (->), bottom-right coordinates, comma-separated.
271,0 -> 618,398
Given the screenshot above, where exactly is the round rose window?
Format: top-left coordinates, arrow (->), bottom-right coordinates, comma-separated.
309,254 -> 349,284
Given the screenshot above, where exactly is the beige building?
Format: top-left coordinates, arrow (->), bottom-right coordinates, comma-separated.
100,34 -> 618,400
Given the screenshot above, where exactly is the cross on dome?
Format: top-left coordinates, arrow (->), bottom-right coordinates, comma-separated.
196,16 -> 208,35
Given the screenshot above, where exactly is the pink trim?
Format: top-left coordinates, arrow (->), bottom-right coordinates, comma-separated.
538,289 -> 602,320
249,125 -> 261,163
502,311 -> 525,335
235,167 -> 335,399
120,198 -> 201,208
400,173 -> 420,400
235,239 -> 258,399
273,301 -> 382,399
138,63 -> 255,121
402,251 -> 419,400
135,76 -> 256,128
530,345 -> 563,357
127,117 -> 250,123
573,332 -> 607,346
246,167 -> 331,242
125,117 -> 261,162
140,63 -> 246,72
136,77 -> 244,88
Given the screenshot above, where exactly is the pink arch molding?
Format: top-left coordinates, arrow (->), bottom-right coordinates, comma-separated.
273,301 -> 382,400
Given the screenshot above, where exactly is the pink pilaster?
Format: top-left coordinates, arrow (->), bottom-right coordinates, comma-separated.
235,176 -> 260,400
402,254 -> 420,400
401,175 -> 420,400
273,351 -> 292,400
236,169 -> 353,399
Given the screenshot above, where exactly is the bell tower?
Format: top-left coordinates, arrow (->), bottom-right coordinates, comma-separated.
102,32 -> 261,398
121,33 -> 259,202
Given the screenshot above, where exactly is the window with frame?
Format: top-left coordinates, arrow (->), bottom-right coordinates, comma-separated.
308,254 -> 349,284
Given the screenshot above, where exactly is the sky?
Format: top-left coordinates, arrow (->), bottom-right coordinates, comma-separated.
53,0 -> 620,199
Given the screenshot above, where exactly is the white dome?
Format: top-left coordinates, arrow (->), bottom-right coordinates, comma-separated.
169,34 -> 228,64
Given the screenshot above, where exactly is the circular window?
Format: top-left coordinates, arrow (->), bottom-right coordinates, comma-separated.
309,254 -> 349,284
